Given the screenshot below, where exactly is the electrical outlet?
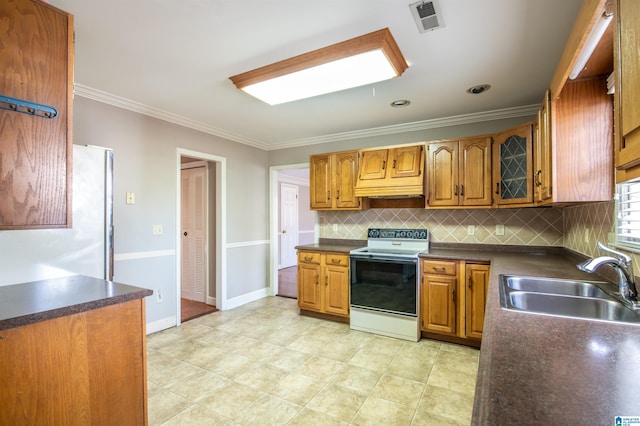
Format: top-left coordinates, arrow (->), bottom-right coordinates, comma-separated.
495,224 -> 505,236
152,224 -> 163,235
467,225 -> 475,236
333,224 -> 338,232
583,229 -> 590,244
156,289 -> 163,303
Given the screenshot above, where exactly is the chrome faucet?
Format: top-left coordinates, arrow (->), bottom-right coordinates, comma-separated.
577,242 -> 639,306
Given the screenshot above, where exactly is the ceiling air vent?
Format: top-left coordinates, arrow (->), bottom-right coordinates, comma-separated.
409,0 -> 445,33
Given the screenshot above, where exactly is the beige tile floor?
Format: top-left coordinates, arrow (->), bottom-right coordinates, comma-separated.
147,296 -> 478,425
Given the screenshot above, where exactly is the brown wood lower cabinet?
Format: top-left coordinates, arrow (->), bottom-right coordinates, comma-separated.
420,258 -> 490,344
0,299 -> 148,425
297,251 -> 350,317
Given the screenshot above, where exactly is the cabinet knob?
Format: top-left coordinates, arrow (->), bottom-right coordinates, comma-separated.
183,231 -> 188,236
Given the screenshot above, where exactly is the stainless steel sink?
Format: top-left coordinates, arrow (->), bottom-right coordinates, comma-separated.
504,275 -> 611,299
499,275 -> 640,324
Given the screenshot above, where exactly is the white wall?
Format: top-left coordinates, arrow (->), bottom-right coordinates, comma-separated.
73,97 -> 270,331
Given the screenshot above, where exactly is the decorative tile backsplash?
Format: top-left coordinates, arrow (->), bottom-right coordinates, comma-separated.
563,201 -> 614,257
320,201 -> 640,277
319,208 -> 564,246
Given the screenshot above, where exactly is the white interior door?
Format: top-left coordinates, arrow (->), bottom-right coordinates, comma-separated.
280,183 -> 299,268
181,165 -> 207,302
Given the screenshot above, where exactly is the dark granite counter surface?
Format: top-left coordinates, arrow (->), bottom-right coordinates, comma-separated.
296,238 -> 366,253
0,275 -> 153,331
300,241 -> 640,423
422,246 -> 640,425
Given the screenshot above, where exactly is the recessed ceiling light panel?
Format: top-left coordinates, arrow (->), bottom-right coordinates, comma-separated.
229,28 -> 408,105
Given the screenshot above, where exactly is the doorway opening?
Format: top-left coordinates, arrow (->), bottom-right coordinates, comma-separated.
176,149 -> 227,325
270,165 -> 316,299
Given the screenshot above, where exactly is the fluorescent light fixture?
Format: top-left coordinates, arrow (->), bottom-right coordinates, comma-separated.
569,9 -> 613,80
229,28 -> 408,105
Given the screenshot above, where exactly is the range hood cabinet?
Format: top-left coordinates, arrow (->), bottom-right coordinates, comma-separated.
354,145 -> 426,198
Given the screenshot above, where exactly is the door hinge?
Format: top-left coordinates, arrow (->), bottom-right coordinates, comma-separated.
549,186 -> 553,196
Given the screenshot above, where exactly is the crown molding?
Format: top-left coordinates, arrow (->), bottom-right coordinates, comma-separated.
73,84 -> 269,150
268,104 -> 540,150
74,83 -> 538,152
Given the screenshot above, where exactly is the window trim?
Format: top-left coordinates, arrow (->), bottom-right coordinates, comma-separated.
614,178 -> 640,254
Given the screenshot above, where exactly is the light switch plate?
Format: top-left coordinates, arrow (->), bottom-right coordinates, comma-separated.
152,224 -> 163,235
495,224 -> 505,236
467,225 -> 475,236
126,192 -> 135,204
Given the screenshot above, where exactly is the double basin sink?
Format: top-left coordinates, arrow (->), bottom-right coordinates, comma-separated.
499,275 -> 640,324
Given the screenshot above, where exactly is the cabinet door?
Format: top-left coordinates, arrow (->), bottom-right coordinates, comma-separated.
0,0 -> 73,229
310,154 -> 332,209
616,0 -> 640,170
428,141 -> 459,206
421,274 -> 456,335
389,145 -> 423,179
465,263 -> 490,340
334,151 -> 360,209
358,149 -> 389,181
460,137 -> 492,206
493,123 -> 533,205
323,264 -> 350,317
298,263 -> 322,311
534,91 -> 553,203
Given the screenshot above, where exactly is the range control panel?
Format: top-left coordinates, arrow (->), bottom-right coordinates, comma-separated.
367,228 -> 429,240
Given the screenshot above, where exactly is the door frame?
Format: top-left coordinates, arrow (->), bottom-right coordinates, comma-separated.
176,148 -> 227,326
269,163 -> 316,297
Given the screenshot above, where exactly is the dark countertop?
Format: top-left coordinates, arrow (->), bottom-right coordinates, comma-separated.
0,275 -> 153,331
422,247 -> 640,425
296,239 -> 366,253
300,241 -> 640,423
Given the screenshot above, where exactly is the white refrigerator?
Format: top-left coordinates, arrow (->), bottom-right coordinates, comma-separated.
0,144 -> 113,286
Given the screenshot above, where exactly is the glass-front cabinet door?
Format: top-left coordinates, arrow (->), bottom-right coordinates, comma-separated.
493,123 -> 534,206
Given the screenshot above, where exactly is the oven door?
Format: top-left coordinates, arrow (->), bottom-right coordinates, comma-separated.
350,254 -> 418,317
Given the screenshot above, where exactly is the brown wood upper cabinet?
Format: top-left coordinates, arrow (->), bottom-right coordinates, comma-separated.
614,0 -> 640,180
354,144 -> 425,197
427,137 -> 492,207
534,90 -> 553,204
492,123 -> 534,207
310,150 -> 363,210
536,0 -> 613,203
0,0 -> 74,229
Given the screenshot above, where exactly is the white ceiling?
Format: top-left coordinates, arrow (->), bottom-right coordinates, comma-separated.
49,0 -> 584,150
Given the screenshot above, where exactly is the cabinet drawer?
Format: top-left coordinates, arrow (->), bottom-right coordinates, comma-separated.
324,253 -> 349,267
298,252 -> 321,264
422,259 -> 457,275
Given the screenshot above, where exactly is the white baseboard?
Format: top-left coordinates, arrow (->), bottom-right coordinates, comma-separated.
146,316 -> 177,335
207,295 -> 216,306
224,287 -> 269,310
